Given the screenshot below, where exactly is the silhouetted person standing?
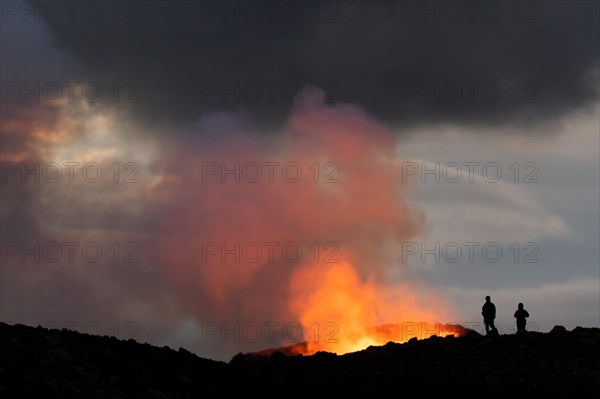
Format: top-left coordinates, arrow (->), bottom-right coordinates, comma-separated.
514,302 -> 529,333
482,295 -> 496,335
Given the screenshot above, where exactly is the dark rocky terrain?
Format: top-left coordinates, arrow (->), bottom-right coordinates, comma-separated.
1,322 -> 599,398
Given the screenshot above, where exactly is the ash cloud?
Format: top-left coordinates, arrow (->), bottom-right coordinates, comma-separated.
153,89 -> 432,339
34,0 -> 600,131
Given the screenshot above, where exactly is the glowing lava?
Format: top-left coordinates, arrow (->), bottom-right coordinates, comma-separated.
290,261 -> 454,355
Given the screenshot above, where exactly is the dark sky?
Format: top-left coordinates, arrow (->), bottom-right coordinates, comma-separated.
42,0 -> 599,130
1,1 -> 599,361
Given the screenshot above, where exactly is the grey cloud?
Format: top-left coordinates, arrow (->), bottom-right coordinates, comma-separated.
30,0 -> 599,131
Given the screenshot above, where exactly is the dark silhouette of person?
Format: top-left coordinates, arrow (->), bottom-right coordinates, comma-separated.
481,295 -> 496,335
514,302 -> 529,333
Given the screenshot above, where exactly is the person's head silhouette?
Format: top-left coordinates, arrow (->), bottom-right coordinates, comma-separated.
485,295 -> 491,302
518,302 -> 524,309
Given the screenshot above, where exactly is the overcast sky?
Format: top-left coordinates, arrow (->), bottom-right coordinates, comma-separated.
1,1 -> 598,361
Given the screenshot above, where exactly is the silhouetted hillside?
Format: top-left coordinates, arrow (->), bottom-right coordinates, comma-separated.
1,322 -> 599,398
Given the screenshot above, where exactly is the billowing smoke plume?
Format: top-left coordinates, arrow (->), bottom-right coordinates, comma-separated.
1,81 -> 451,359
156,88 -> 450,354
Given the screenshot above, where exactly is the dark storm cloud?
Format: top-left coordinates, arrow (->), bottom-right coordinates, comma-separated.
29,0 -> 599,131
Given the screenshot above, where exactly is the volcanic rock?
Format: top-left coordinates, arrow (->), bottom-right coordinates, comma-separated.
1,322 -> 599,397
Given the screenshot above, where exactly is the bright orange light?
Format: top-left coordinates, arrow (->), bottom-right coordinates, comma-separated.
289,260 -> 454,355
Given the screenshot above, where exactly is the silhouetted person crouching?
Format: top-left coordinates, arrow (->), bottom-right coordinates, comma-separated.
482,295 -> 497,335
514,302 -> 529,333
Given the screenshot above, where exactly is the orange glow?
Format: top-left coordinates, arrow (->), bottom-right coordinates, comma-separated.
155,89 -> 458,356
290,260 -> 453,355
